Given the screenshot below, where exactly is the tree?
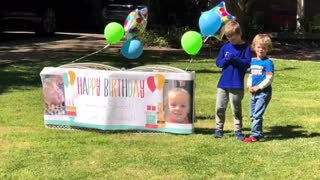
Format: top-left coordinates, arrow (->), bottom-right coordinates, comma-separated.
147,0 -> 208,30
147,0 -> 259,38
223,0 -> 258,39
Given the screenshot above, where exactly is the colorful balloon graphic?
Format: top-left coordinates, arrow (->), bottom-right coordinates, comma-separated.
62,71 -> 76,88
68,71 -> 76,87
155,74 -> 165,90
62,73 -> 69,88
147,76 -> 156,93
147,74 -> 165,93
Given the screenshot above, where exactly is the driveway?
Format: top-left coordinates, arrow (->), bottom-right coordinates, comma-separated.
0,31 -> 319,66
0,31 -> 115,65
0,31 -> 184,65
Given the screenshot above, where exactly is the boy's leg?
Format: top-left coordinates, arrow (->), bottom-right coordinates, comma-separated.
251,90 -> 272,138
250,94 -> 256,123
215,88 -> 228,131
229,89 -> 244,132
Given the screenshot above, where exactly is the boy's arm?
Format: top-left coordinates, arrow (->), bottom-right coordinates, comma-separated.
229,46 -> 251,69
247,74 -> 252,87
254,60 -> 274,91
216,46 -> 230,68
247,72 -> 256,93
257,73 -> 274,90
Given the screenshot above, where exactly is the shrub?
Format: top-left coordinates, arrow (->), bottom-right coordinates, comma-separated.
138,26 -> 192,48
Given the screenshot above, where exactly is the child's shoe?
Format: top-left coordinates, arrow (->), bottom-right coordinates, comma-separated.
244,136 -> 259,143
214,129 -> 223,138
235,131 -> 245,141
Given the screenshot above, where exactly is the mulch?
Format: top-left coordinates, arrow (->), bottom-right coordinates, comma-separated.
270,41 -> 320,61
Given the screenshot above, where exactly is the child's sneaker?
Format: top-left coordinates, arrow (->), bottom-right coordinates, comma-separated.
235,131 -> 245,141
244,136 -> 259,143
214,129 -> 223,138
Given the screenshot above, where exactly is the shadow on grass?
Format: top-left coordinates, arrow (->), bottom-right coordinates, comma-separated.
0,32 -> 192,94
194,115 -> 253,135
0,31 -> 219,95
0,65 -> 43,94
275,67 -> 298,71
194,127 -> 252,135
265,125 -> 320,140
195,69 -> 221,74
194,128 -> 232,135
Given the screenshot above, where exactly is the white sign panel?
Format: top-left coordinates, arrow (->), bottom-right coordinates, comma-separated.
40,67 -> 195,134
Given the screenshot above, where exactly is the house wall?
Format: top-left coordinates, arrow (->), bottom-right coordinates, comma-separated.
305,0 -> 320,31
264,0 -> 297,32
305,0 -> 320,18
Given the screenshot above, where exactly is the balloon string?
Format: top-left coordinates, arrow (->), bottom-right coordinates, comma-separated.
185,56 -> 193,71
72,44 -> 110,63
203,36 -> 209,43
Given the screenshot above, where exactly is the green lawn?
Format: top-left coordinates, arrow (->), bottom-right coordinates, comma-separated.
0,51 -> 319,179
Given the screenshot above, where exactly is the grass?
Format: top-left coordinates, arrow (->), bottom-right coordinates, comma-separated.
0,50 -> 320,179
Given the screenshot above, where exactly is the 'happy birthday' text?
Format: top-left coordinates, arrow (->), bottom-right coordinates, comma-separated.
77,77 -> 145,98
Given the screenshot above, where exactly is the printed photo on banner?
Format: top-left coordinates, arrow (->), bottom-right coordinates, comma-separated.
163,80 -> 194,125
42,75 -> 66,115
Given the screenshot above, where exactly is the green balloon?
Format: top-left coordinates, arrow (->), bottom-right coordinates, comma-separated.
104,22 -> 124,44
181,31 -> 203,55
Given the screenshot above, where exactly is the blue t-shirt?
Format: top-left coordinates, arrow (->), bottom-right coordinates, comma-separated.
216,42 -> 251,89
250,57 -> 274,87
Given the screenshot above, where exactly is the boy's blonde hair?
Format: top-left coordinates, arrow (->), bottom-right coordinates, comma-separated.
251,34 -> 273,52
224,20 -> 242,37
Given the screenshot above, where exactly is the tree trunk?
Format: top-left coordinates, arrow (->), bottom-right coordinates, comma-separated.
225,0 -> 257,39
296,0 -> 305,32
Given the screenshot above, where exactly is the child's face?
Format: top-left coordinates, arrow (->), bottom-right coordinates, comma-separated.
254,44 -> 268,59
44,82 -> 64,106
167,92 -> 190,123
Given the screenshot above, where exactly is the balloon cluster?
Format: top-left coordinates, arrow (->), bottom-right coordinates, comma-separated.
211,1 -> 236,40
103,7 -> 148,60
181,1 -> 235,56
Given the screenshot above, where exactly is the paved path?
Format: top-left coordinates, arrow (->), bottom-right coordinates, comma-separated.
0,31 -> 186,65
0,31 -> 319,65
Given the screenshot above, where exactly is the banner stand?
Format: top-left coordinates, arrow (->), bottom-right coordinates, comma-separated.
41,63 -> 195,134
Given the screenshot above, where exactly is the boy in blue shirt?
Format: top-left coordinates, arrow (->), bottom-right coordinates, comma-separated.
214,20 -> 251,141
244,34 -> 274,143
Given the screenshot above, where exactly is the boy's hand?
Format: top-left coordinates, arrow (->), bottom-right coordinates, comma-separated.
248,86 -> 260,93
248,86 -> 254,93
225,52 -> 235,61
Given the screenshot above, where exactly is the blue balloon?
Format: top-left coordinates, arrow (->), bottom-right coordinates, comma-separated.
199,10 -> 222,36
121,39 -> 143,59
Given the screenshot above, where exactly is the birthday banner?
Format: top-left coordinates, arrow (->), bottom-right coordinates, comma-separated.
40,67 -> 195,134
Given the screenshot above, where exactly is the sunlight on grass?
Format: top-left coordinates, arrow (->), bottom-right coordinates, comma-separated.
0,140 -> 32,149
0,127 -> 36,134
277,91 -> 320,105
301,115 -> 320,125
0,56 -> 320,179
